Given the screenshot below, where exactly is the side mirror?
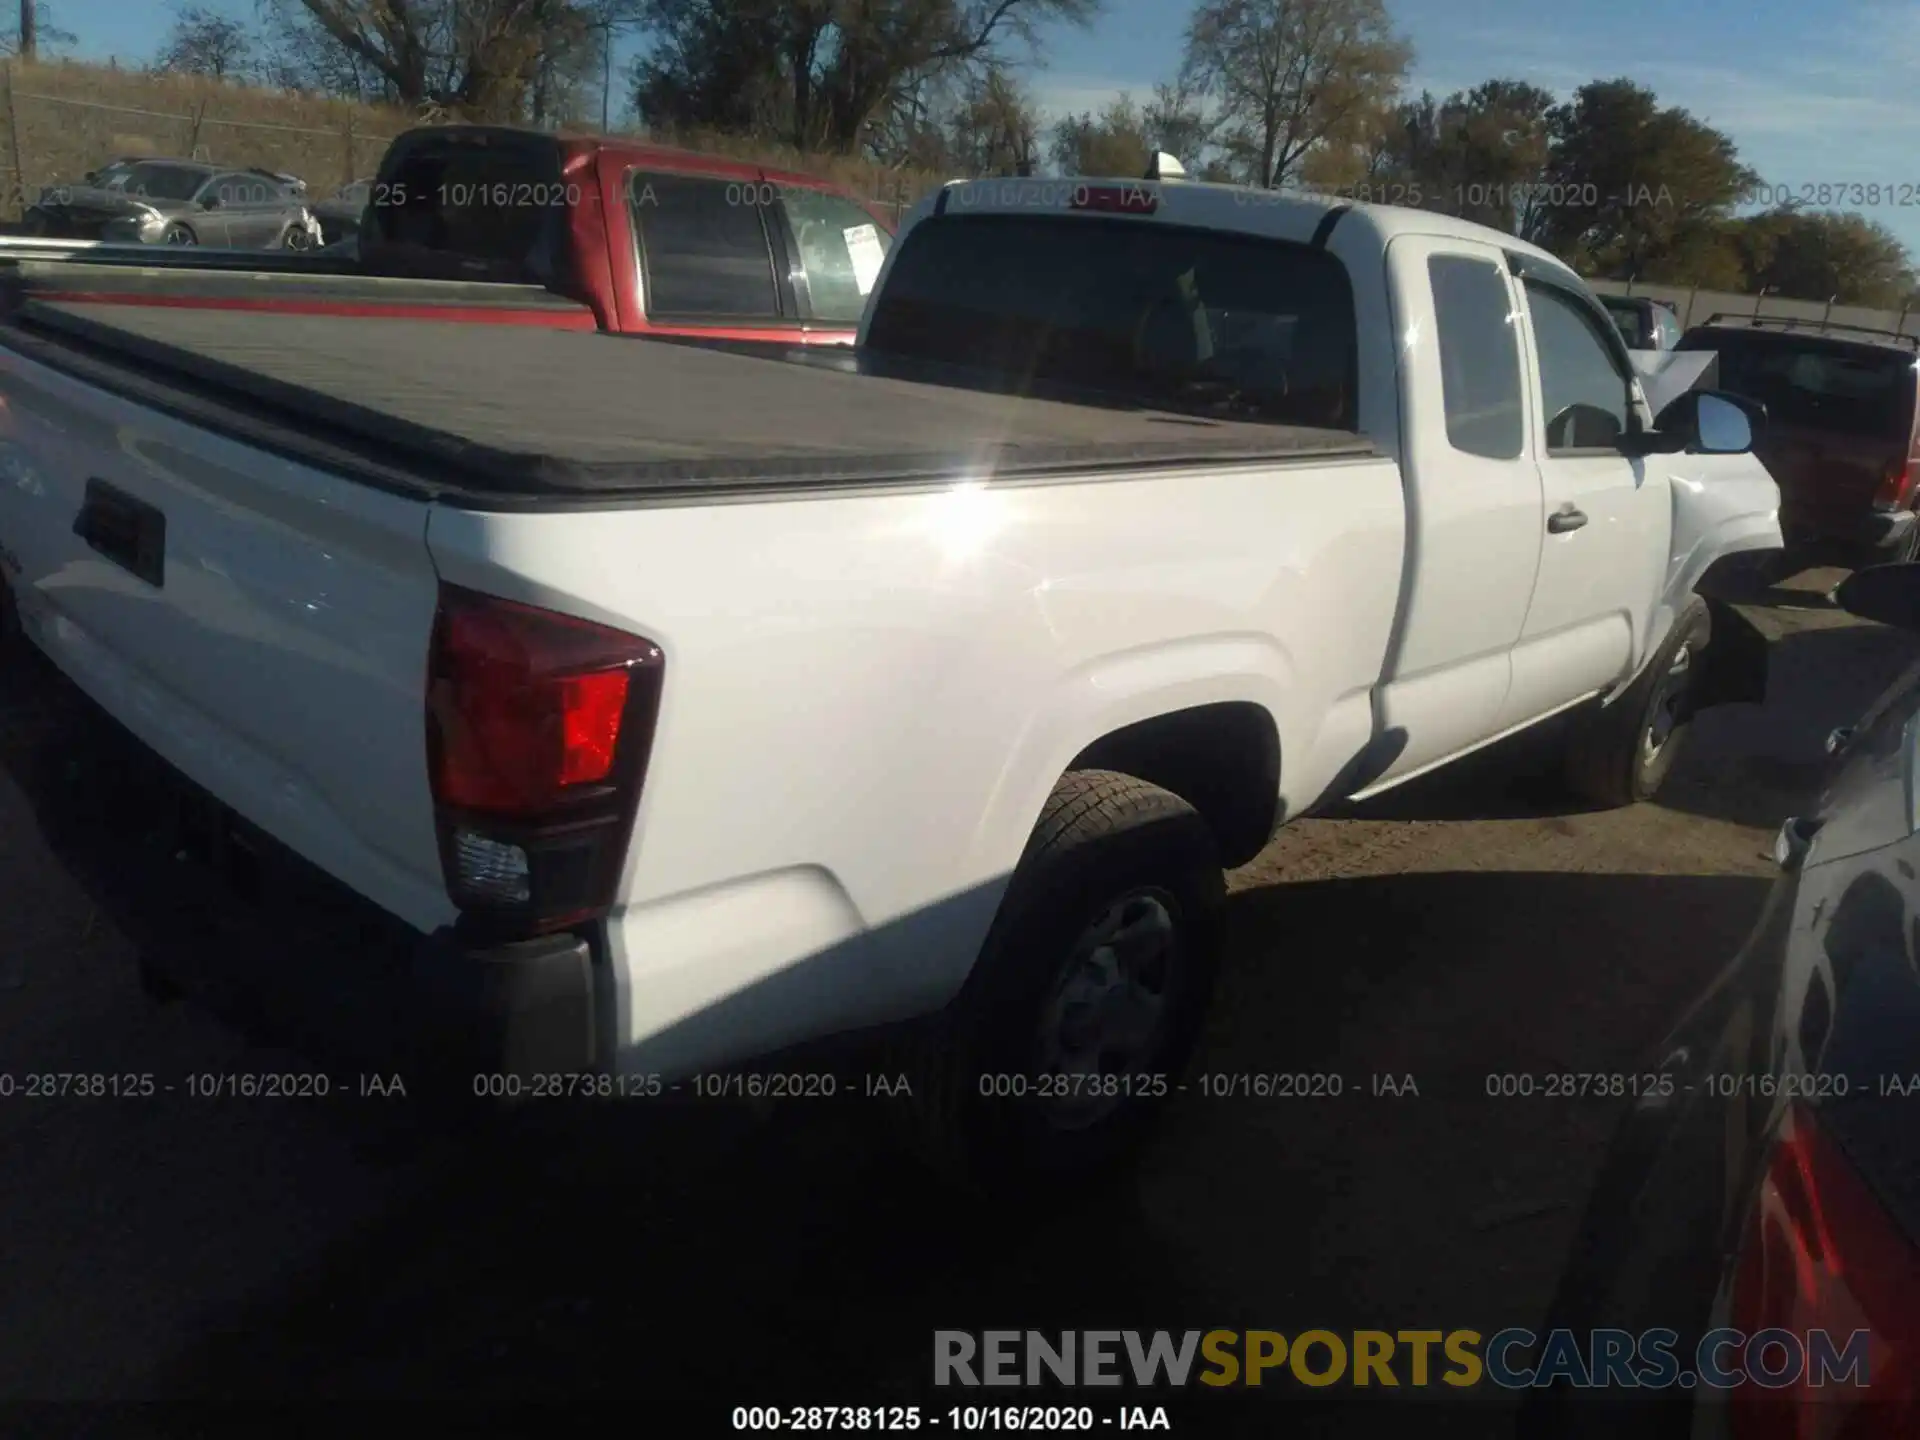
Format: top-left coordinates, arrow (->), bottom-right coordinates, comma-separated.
1649,387 -> 1760,455
1832,563 -> 1920,631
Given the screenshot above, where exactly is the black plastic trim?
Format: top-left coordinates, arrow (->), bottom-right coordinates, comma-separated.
1310,204 -> 1350,248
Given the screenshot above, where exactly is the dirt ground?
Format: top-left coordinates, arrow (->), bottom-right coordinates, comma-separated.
1,567 -> 1914,1436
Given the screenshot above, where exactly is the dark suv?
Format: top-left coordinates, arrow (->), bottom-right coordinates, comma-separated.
1677,317 -> 1920,566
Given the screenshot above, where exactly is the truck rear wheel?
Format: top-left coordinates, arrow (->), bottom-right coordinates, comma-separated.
893,769 -> 1223,1191
1564,597 -> 1710,807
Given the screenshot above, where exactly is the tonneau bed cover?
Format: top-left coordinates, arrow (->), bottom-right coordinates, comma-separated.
0,300 -> 1377,509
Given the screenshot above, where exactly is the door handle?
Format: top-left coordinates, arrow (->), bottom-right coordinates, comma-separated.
1547,507 -> 1588,534
73,478 -> 166,588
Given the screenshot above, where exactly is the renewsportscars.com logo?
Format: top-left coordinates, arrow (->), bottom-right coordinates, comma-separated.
933,1328 -> 1872,1391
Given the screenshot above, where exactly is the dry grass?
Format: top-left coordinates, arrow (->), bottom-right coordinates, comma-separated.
0,58 -> 950,219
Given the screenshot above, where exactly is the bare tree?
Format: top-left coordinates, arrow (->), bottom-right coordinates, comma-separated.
945,67 -> 1040,174
1178,0 -> 1411,188
0,2 -> 74,59
259,0 -> 603,118
155,4 -> 257,80
633,0 -> 1101,156
1049,92 -> 1151,176
582,0 -> 646,130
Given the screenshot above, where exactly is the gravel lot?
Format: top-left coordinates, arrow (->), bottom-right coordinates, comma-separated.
2,568 -> 1914,1434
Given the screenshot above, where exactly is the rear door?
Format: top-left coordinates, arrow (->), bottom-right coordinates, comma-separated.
1364,235 -> 1543,787
206,173 -> 274,247
217,173 -> 290,248
1501,269 -> 1667,726
627,169 -> 791,332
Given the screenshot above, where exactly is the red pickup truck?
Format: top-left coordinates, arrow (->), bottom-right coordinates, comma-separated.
0,126 -> 897,344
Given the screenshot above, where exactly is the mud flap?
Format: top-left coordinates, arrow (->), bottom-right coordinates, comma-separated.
1693,599 -> 1768,710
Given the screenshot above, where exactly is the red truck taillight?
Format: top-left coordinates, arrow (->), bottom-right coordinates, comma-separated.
425,584 -> 663,936
1726,1105 -> 1919,1437
1872,458 -> 1919,511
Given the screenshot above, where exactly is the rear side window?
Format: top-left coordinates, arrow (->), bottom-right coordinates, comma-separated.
1682,332 -> 1917,441
776,186 -> 892,324
124,164 -> 207,203
631,172 -> 780,319
1428,255 -> 1523,459
864,214 -> 1358,428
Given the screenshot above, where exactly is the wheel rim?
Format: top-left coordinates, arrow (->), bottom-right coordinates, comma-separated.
285,227 -> 314,250
166,227 -> 194,245
1642,642 -> 1693,764
1031,887 -> 1180,1130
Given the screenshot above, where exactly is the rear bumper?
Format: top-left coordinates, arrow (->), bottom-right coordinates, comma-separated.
1783,506 -> 1916,556
1,638 -> 599,1079
1859,507 -> 1917,555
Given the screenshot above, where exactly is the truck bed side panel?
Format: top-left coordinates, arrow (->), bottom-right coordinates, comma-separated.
425,454 -> 1405,1074
0,350 -> 452,932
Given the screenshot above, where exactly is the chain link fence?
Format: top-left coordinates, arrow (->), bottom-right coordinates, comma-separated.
0,62 -> 396,218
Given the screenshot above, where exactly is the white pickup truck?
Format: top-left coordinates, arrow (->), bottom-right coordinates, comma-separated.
0,177 -> 1780,1185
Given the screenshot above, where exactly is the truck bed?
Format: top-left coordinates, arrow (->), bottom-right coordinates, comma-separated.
0,300 -> 1378,510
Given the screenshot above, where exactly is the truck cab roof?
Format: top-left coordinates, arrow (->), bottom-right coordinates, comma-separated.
910,173 -> 1584,285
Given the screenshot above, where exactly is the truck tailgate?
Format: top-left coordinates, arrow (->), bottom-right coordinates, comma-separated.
0,337 -> 453,933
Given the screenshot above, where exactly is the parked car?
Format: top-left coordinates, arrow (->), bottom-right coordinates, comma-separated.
1678,316 -> 1920,568
21,160 -> 320,250
0,126 -> 897,344
1603,293 -> 1683,350
1520,560 -> 1920,1437
0,177 -> 1781,1187
310,177 -> 369,246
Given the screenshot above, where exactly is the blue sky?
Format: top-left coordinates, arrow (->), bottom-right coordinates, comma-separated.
51,0 -> 1920,251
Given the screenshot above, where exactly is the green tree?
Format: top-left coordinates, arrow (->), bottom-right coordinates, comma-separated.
1049,92 -> 1151,176
1536,79 -> 1755,281
948,67 -> 1043,175
1730,208 -> 1916,307
1176,0 -> 1411,188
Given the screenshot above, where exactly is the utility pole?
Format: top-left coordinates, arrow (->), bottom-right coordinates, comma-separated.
18,0 -> 34,61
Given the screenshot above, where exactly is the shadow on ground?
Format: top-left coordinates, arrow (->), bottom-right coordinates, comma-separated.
0,865 -> 1759,1440
1330,609 -> 1919,831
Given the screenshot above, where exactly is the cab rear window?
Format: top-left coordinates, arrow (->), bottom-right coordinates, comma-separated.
864,213 -> 1358,429
363,134 -> 571,287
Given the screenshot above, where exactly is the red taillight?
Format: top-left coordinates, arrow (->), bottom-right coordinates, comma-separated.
426,584 -> 663,932
1728,1105 -> 1920,1437
1872,458 -> 1918,510
1071,184 -> 1158,214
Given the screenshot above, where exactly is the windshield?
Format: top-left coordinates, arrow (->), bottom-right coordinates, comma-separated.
88,161 -> 139,190
1683,331 -> 1917,440
863,213 -> 1358,428
122,163 -> 212,203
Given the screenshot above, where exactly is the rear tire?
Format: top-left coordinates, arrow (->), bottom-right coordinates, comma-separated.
1564,597 -> 1711,807
891,770 -> 1224,1193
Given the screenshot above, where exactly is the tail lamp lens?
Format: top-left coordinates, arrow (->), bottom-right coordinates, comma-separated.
426,584 -> 663,933
1728,1105 -> 1918,1436
1873,459 -> 1917,511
